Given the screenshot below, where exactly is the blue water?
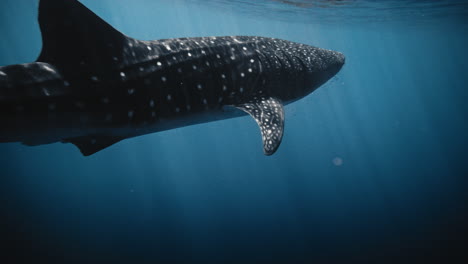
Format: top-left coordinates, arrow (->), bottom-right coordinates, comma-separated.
1,0 -> 467,263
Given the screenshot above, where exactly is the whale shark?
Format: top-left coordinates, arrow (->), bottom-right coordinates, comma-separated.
0,0 -> 345,156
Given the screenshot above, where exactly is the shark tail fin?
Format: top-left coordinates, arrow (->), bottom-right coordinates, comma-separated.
37,0 -> 128,79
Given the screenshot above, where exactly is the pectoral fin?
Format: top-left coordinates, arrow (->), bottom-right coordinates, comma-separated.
64,135 -> 123,156
235,96 -> 285,155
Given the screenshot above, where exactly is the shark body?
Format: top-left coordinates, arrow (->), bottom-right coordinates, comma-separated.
0,0 -> 345,156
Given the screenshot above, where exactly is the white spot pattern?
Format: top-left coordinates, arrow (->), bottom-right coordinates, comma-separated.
47,36 -> 343,156
236,96 -> 284,155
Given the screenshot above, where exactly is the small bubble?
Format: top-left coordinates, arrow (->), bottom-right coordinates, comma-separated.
333,157 -> 343,166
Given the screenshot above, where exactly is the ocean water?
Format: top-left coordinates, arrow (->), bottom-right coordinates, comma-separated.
1,0 -> 467,263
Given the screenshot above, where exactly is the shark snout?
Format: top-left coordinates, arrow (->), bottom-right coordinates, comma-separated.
335,51 -> 345,66
324,50 -> 345,77
302,46 -> 345,75
293,47 -> 345,98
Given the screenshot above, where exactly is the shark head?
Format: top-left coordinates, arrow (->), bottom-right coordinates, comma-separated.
300,46 -> 345,96
221,37 -> 345,155
258,40 -> 345,103
302,47 -> 345,93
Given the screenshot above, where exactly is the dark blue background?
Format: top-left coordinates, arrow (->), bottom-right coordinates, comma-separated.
1,0 -> 467,263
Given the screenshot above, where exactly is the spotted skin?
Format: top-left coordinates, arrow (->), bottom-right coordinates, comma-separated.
0,0 -> 345,156
235,97 -> 284,155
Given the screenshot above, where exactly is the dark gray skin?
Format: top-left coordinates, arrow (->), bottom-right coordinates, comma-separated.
0,0 -> 345,156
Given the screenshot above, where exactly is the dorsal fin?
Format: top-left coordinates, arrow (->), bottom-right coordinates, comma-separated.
36,0 -> 128,80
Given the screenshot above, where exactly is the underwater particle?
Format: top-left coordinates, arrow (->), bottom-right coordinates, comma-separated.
333,157 -> 343,166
